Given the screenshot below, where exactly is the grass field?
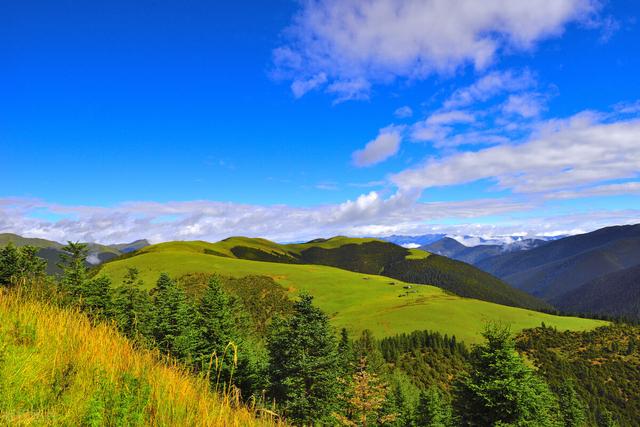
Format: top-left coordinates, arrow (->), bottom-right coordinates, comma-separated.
98,242 -> 607,344
0,289 -> 281,426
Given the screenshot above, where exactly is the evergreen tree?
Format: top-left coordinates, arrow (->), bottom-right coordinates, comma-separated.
111,268 -> 153,339
335,355 -> 395,427
151,273 -> 198,361
453,323 -> 561,426
0,244 -> 46,287
267,293 -> 340,424
58,241 -> 89,297
193,275 -> 257,392
416,387 -> 452,427
82,275 -> 112,319
0,242 -> 21,286
557,381 -> 587,427
353,329 -> 386,374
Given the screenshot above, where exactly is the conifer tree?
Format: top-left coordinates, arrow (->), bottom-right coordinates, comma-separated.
557,381 -> 587,427
267,293 -> 340,424
193,275 -> 241,385
416,386 -> 452,427
82,276 -> 112,319
335,355 -> 395,426
0,244 -> 46,287
352,329 -> 386,374
112,267 -> 153,338
151,273 -> 198,361
453,323 -> 561,426
58,241 -> 89,297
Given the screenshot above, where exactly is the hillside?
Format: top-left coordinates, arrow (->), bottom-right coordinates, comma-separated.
518,324 -> 640,426
0,290 -> 279,426
551,263 -> 640,321
97,240 -> 605,344
477,224 -> 640,301
187,236 -> 549,310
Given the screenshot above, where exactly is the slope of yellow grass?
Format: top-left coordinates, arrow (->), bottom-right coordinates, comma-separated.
0,289 -> 281,426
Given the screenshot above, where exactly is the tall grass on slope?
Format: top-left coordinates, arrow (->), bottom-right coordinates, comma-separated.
0,289 -> 281,426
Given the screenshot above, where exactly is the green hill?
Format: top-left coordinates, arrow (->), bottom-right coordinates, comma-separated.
97,240 -> 606,344
147,236 -> 548,311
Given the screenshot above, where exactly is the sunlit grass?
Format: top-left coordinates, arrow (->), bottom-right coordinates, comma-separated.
0,289 -> 282,426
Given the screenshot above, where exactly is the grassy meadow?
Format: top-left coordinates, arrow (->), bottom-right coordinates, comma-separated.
98,241 -> 607,344
0,289 -> 281,426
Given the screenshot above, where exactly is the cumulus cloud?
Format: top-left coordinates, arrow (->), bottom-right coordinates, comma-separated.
392,112 -> 640,193
352,126 -> 404,167
274,0 -> 597,100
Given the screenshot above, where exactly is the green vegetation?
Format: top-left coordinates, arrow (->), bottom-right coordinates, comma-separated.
267,294 -> 341,425
0,290 -> 281,426
518,324 -> 640,426
454,324 -> 562,426
98,241 -> 606,344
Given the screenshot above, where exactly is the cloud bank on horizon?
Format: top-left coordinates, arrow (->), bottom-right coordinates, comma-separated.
2,0 -> 639,244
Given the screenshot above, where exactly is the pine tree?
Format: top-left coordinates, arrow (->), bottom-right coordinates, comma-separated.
58,241 -> 89,297
557,381 -> 587,427
194,276 -> 240,386
267,293 -> 340,424
453,323 -> 562,426
0,244 -> 46,287
0,243 -> 21,286
334,355 -> 396,427
353,329 -> 386,375
151,273 -> 198,361
82,276 -> 112,319
416,387 -> 452,427
111,268 -> 153,339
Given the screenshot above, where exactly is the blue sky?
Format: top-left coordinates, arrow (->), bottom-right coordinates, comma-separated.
1,0 -> 640,243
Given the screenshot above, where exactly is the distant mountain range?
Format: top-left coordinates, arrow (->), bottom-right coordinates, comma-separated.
387,225 -> 640,321
468,224 -> 640,320
421,237 -> 551,265
0,233 -> 149,274
381,233 -> 563,249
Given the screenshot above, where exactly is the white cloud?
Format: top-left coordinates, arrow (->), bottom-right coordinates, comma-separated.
352,126 -> 404,167
502,93 -> 547,118
2,195 -> 638,245
614,100 -> 640,114
274,0 -> 598,100
392,112 -> 640,193
443,70 -> 536,108
425,110 -> 476,125
291,73 -> 328,98
545,182 -> 640,200
394,106 -> 414,118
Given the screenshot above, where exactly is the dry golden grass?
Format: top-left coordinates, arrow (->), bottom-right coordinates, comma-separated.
0,289 -> 283,426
